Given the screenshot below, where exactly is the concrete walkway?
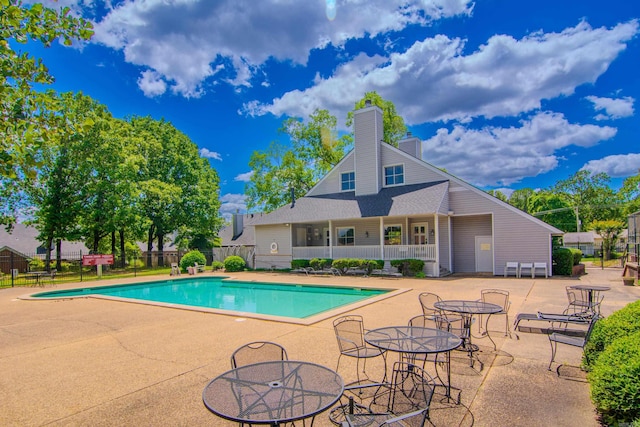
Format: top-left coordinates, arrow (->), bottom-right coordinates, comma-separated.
1,266 -> 638,426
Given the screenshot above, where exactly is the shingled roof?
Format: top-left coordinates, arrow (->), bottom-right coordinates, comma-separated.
252,181 -> 449,225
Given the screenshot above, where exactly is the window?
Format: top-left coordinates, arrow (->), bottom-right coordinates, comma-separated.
384,165 -> 404,186
341,171 -> 355,191
384,225 -> 402,245
336,227 -> 355,246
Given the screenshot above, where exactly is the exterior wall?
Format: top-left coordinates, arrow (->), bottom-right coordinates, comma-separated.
438,216 -> 450,273
450,184 -> 554,275
452,215 -> 492,273
254,224 -> 293,269
380,146 -> 444,186
354,106 -> 383,196
308,154 -> 355,196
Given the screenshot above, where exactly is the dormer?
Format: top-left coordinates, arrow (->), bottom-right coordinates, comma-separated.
353,100 -> 384,196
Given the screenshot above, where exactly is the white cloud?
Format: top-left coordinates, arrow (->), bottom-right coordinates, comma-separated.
137,70 -> 167,97
234,171 -> 254,182
88,0 -> 473,97
586,95 -> 635,120
248,20 -> 639,126
219,193 -> 247,220
581,153 -> 640,178
421,112 -> 617,186
199,148 -> 222,161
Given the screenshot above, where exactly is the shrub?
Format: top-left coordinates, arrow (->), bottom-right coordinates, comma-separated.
332,258 -> 361,274
223,255 -> 246,272
569,248 -> 583,265
390,259 -> 424,276
179,250 -> 207,272
584,300 -> 640,370
29,258 -> 45,271
211,261 -> 224,271
291,259 -> 310,269
310,258 -> 332,270
362,259 -> 384,274
588,331 -> 640,425
552,247 -> 573,275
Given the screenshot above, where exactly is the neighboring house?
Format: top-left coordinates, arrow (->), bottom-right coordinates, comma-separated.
215,213 -> 258,268
0,223 -> 89,274
245,102 -> 563,276
563,231 -> 597,256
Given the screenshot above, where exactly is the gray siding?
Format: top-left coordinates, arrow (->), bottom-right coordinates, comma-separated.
380,145 -> 444,186
438,216 -> 450,273
308,154 -> 354,196
354,107 -> 382,196
254,224 -> 293,269
452,215 -> 492,273
450,185 -> 554,275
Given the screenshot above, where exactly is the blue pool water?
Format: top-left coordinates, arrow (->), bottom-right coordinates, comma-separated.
31,277 -> 389,319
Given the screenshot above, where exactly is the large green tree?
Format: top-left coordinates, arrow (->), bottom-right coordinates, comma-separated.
246,109 -> 349,212
0,1 -> 93,226
345,91 -> 407,146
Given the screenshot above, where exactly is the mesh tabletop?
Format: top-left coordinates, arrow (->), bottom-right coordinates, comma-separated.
203,360 -> 344,425
570,285 -> 611,291
365,326 -> 462,354
434,300 -> 503,315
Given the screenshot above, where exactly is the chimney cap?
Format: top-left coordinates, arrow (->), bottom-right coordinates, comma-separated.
406,131 -> 412,137
364,99 -> 372,107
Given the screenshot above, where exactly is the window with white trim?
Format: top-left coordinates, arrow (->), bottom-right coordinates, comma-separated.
384,164 -> 404,186
341,171 -> 355,191
336,227 -> 355,246
384,225 -> 402,245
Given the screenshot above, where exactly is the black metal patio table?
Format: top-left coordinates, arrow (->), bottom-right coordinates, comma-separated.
364,325 -> 462,400
203,360 -> 344,426
569,285 -> 610,315
434,300 -> 503,369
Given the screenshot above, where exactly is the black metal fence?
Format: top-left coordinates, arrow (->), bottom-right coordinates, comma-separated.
2,252 -> 154,288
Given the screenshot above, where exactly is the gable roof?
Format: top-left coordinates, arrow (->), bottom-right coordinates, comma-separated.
0,223 -> 89,254
253,181 -> 449,225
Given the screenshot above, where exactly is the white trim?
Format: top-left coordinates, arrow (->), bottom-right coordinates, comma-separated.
340,170 -> 355,192
382,163 -> 405,187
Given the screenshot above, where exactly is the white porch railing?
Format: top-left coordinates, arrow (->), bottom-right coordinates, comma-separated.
292,244 -> 436,261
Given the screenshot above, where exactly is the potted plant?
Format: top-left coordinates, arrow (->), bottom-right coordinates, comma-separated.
623,276 -> 636,286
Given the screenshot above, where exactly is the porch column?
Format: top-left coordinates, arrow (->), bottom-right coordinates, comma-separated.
328,220 -> 333,259
434,215 -> 440,277
379,217 -> 384,261
448,215 -> 453,272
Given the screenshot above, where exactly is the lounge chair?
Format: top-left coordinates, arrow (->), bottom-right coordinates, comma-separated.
548,314 -> 600,373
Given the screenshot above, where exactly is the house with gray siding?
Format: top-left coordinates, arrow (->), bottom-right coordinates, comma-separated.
247,102 -> 563,276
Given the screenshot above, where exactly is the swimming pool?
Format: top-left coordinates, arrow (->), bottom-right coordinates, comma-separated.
29,277 -> 399,324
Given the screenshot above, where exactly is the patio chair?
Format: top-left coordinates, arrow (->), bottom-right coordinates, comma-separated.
519,262 -> 534,278
504,261 -> 519,278
337,361 -> 436,427
170,263 -> 180,276
479,289 -> 512,340
533,262 -> 548,278
564,286 -> 593,316
333,315 -> 386,386
418,292 -> 442,319
230,341 -> 288,369
548,314 -> 600,373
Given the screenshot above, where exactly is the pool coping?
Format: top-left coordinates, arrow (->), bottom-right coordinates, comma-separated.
18,275 -> 410,326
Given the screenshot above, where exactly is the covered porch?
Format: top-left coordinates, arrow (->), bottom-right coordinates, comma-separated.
289,215 -> 449,277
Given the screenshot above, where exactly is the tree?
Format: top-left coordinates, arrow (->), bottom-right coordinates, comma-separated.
0,1 -> 93,225
553,170 -> 623,229
528,191 -> 578,232
246,109 -> 349,212
345,91 -> 407,146
591,220 -> 625,260
619,172 -> 640,216
508,188 -> 535,213
487,190 -> 507,202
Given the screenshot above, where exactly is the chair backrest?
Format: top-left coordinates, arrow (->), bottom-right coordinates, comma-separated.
418,292 -> 442,317
230,341 -> 288,369
408,314 -> 439,329
386,362 -> 435,423
583,314 -> 601,346
481,289 -> 510,311
333,315 -> 366,354
506,262 -> 519,269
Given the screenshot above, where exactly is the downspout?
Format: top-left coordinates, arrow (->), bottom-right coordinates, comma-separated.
448,215 -> 453,273
328,220 -> 333,259
379,217 -> 384,261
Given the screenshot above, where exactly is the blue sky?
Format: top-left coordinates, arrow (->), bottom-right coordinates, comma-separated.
24,0 -> 640,220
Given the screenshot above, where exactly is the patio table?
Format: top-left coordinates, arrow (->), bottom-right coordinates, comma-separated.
364,325 -> 462,400
203,360 -> 344,426
569,285 -> 610,315
434,300 -> 502,369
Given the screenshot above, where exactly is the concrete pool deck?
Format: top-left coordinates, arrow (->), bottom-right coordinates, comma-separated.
1,266 -> 638,426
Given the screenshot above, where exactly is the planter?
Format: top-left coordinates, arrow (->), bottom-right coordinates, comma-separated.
623,276 -> 636,286
572,264 -> 585,276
